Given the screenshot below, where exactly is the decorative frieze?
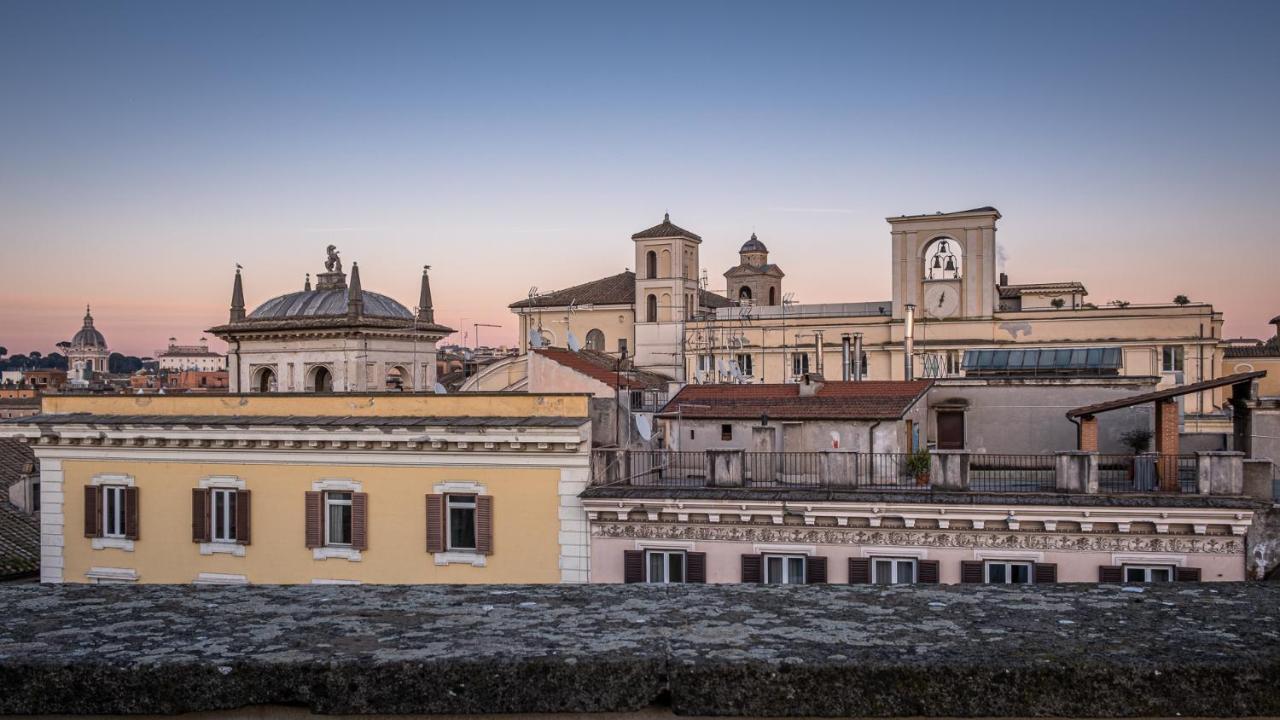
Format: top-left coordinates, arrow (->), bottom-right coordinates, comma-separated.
591,521 -> 1245,556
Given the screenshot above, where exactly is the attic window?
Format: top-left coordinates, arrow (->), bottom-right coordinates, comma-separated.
721,424 -> 732,441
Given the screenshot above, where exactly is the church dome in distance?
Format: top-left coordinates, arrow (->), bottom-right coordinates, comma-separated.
740,233 -> 768,254
71,306 -> 107,348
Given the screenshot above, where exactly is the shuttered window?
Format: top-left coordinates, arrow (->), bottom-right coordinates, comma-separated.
1123,565 -> 1173,583
426,493 -> 493,556
647,550 -> 685,583
984,560 -> 1033,584
211,489 -> 237,543
447,495 -> 477,550
764,554 -> 806,584
102,486 -> 127,538
325,492 -> 353,546
194,488 -> 252,545
872,558 -> 916,585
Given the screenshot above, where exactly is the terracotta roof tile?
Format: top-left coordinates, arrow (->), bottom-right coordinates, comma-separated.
658,380 -> 932,420
510,272 -> 636,309
534,348 -> 668,390
630,214 -> 701,241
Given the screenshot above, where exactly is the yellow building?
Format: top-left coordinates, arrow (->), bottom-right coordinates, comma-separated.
0,393 -> 591,585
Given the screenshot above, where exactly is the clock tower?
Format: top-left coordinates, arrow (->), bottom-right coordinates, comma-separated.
888,206 -> 1000,320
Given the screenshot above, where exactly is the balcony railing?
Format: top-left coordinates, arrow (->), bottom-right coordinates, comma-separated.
589,449 -> 1240,496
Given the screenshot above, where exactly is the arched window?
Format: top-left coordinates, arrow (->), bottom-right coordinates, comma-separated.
255,367 -> 276,393
768,286 -> 777,305
660,248 -> 671,277
310,366 -> 333,393
739,286 -> 752,302
646,251 -> 657,279
646,294 -> 658,322
585,329 -> 605,351
385,365 -> 408,390
924,237 -> 962,280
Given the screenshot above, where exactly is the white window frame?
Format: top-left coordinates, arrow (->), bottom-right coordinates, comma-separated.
763,553 -> 806,584
791,353 -> 809,377
445,494 -> 477,551
210,488 -> 237,544
324,491 -> 353,547
984,560 -> 1034,584
1161,345 -> 1184,373
1122,564 -> 1175,583
870,557 -> 917,585
102,485 -> 127,539
735,353 -> 753,377
644,549 -> 686,584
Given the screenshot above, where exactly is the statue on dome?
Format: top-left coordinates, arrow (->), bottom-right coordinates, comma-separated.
325,245 -> 343,274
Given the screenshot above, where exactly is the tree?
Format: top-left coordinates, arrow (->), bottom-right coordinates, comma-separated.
1050,298 -> 1066,309
1173,294 -> 1190,305
0,346 -> 7,358
1110,299 -> 1131,309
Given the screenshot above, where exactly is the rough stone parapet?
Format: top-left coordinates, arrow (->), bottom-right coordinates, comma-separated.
1,584 -> 1279,716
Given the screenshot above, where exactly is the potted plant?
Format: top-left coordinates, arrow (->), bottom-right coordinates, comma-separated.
907,448 -> 932,486
1119,428 -> 1154,488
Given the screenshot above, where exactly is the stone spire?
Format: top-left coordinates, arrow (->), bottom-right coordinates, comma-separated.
83,304 -> 94,327
417,265 -> 435,324
347,262 -> 363,319
304,273 -> 311,292
230,266 -> 245,322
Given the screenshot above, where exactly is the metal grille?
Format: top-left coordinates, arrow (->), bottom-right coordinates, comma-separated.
968,454 -> 1057,492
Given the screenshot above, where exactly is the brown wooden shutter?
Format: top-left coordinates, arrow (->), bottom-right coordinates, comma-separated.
848,558 -> 871,584
917,560 -> 940,584
1034,563 -> 1058,584
235,490 -> 251,545
191,488 -> 210,542
304,491 -> 324,548
1175,566 -> 1201,582
960,560 -> 984,584
806,556 -> 828,584
84,486 -> 101,538
351,492 -> 369,551
623,550 -> 644,583
686,552 -> 707,583
741,554 -> 763,583
475,495 -> 494,555
1098,565 -> 1123,583
123,487 -> 140,540
425,494 -> 445,553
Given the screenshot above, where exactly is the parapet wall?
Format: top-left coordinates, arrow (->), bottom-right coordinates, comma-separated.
1,584 -> 1279,717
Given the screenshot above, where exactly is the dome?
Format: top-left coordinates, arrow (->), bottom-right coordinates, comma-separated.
247,289 -> 413,320
740,233 -> 768,254
72,307 -> 107,348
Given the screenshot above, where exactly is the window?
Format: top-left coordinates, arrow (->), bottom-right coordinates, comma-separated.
585,329 -> 605,351
721,423 -> 733,441
765,554 -> 806,584
739,286 -> 752,302
646,250 -> 657,279
734,353 -> 753,376
791,353 -> 809,377
31,480 -> 40,512
985,560 -> 1033,584
325,491 -> 353,546
102,485 -> 126,538
618,338 -> 628,358
447,494 -> 477,550
646,295 -> 658,323
1161,346 -> 1184,373
646,550 -> 685,583
872,557 -> 917,585
689,429 -> 695,439
1124,564 -> 1173,583
210,488 -> 238,543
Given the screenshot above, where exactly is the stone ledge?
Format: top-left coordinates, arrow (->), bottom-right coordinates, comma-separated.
1,584 -> 1279,716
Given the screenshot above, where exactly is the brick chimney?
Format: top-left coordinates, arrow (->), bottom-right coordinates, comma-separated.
799,373 -> 825,397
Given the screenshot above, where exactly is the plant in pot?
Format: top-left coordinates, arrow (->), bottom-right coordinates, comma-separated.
1119,428 -> 1153,482
907,448 -> 932,486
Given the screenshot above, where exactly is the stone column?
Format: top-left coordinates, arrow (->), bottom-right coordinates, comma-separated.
821,451 -> 855,488
1056,451 -> 1098,494
1077,415 -> 1099,452
930,450 -> 969,490
1154,400 -> 1181,491
1197,451 -> 1244,495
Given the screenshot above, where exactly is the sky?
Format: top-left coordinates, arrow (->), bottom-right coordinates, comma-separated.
1,0 -> 1278,357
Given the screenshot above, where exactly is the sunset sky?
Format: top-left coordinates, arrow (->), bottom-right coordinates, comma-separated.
2,1 -> 1277,357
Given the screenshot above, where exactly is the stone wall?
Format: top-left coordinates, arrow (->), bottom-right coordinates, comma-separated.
1,584 -> 1279,717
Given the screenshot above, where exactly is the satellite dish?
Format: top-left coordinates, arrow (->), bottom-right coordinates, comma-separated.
635,415 -> 653,441
567,331 -> 582,353
433,383 -> 448,394
528,328 -> 546,349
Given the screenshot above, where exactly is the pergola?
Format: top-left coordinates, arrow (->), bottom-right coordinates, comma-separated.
1066,370 -> 1265,491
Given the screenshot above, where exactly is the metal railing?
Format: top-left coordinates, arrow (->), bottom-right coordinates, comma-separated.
968,454 -> 1057,492
743,451 -> 822,488
627,450 -> 709,487
1097,454 -> 1198,493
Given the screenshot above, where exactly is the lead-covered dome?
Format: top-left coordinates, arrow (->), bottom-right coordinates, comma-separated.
72,307 -> 107,348
247,289 -> 412,320
740,233 -> 768,254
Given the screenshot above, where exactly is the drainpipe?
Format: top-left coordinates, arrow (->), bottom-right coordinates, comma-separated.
841,334 -> 852,381
903,304 -> 916,381
854,333 -> 864,381
814,331 -> 824,377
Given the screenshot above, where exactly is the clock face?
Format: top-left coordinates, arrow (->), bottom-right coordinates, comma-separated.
924,284 -> 960,319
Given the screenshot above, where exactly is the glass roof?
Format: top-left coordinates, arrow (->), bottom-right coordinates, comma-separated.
963,347 -> 1122,374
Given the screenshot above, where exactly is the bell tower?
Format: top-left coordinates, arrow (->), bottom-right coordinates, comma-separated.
632,213 -> 702,380
889,206 -> 1000,320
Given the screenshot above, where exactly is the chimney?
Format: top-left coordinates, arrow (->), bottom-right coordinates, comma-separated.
229,268 -> 245,322
417,265 -> 435,324
854,332 -> 864,381
999,272 -> 1009,287
814,331 -> 824,377
903,304 -> 915,381
799,372 -> 825,397
841,334 -> 852,381
347,262 -> 364,319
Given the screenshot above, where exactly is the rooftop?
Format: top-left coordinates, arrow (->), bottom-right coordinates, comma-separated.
509,270 -> 731,311
533,347 -> 668,390
1067,370 -> 1266,418
630,212 -> 702,241
659,379 -> 932,420
0,583 -> 1277,716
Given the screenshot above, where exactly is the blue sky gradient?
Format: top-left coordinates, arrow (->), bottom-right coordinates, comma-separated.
2,1 -> 1277,354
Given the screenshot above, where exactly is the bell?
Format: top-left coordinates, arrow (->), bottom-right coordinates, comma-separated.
938,240 -> 948,253
932,255 -> 942,270
945,257 -> 956,273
